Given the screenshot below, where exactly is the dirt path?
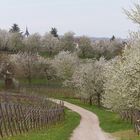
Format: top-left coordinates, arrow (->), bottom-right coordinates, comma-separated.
59,100 -> 115,140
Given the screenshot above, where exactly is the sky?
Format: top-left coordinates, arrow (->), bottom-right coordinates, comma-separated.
0,0 -> 139,38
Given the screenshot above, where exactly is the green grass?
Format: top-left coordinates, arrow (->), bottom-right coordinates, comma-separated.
3,109 -> 80,140
62,98 -> 132,133
39,51 -> 56,58
19,78 -> 63,88
39,51 -> 50,58
0,79 -> 4,90
62,98 -> 140,140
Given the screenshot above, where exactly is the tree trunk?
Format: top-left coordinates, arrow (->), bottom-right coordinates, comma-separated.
97,93 -> 101,107
89,96 -> 92,105
27,75 -> 32,85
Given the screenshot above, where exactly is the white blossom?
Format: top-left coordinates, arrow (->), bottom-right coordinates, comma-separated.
52,51 -> 79,80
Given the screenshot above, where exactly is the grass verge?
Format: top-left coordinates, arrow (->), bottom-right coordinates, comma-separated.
63,98 -> 132,132
3,109 -> 80,140
62,98 -> 140,140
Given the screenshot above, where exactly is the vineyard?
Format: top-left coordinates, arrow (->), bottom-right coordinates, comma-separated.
0,92 -> 65,138
119,109 -> 140,135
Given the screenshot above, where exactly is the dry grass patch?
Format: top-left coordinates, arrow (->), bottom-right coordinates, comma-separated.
112,130 -> 140,140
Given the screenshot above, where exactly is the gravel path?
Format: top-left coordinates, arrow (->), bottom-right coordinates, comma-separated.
62,101 -> 115,140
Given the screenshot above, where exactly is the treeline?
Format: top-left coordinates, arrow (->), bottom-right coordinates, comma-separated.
0,24 -> 125,60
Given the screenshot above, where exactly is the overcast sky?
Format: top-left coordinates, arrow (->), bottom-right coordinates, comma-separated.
0,0 -> 139,38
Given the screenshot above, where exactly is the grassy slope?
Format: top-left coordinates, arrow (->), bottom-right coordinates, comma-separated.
3,109 -> 80,140
62,98 -> 140,140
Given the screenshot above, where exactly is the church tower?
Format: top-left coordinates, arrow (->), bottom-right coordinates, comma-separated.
24,26 -> 30,37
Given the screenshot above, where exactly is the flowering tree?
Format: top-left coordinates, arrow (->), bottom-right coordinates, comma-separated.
60,32 -> 76,52
23,33 -> 41,52
9,32 -> 24,51
52,51 -> 79,80
0,29 -> 10,50
0,54 -> 8,74
33,56 -> 56,80
10,52 -> 36,84
67,58 -> 106,106
92,39 -> 123,60
42,33 -> 60,56
77,36 -> 93,58
103,40 -> 140,111
10,51 -> 57,84
102,2 -> 140,112
124,3 -> 140,25
9,33 -> 43,84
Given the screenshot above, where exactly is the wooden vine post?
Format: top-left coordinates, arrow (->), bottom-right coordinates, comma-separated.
4,70 -> 14,89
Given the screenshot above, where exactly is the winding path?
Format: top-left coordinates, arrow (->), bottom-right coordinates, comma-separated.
56,100 -> 115,140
